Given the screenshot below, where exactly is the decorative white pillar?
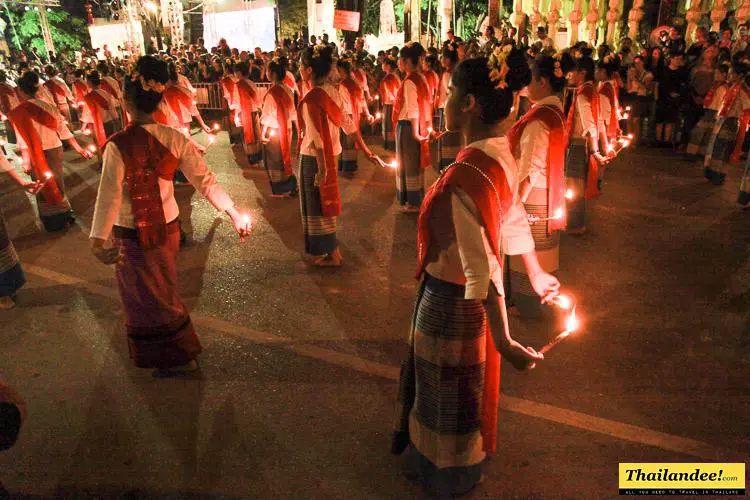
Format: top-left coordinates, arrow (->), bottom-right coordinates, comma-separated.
586,1 -> 599,44
569,0 -> 583,45
711,0 -> 727,32
548,0 -> 561,45
530,0 -> 543,40
512,0 -> 524,37
605,0 -> 619,44
628,0 -> 644,39
439,0 -> 452,41
685,0 -> 702,43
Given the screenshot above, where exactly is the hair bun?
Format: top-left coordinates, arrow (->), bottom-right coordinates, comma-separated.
505,47 -> 531,92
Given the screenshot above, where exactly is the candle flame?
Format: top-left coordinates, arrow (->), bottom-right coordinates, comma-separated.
565,188 -> 574,200
375,95 -> 380,100
242,214 -> 251,226
627,133 -> 634,140
428,127 -> 433,134
552,207 -> 564,219
389,161 -> 398,169
565,307 -> 579,333
83,129 -> 91,135
622,113 -> 630,120
625,106 -> 631,111
375,112 -> 382,119
44,171 -> 53,179
0,114 -> 6,121
212,123 -> 220,131
87,145 -> 96,153
554,294 -> 572,310
269,129 -> 276,137
606,144 -> 614,153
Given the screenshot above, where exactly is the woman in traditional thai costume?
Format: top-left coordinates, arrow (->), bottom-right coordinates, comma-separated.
704,62 -> 750,185
337,59 -> 373,173
90,56 -> 250,377
43,65 -> 74,125
10,72 -> 92,232
437,44 -> 461,171
0,150 -> 42,310
260,56 -> 298,197
394,42 -> 432,213
82,70 -> 120,154
232,61 -> 262,166
421,53 -> 441,126
379,57 -> 401,151
565,53 -> 608,235
96,62 -> 124,129
297,45 -> 381,267
163,63 -> 212,138
595,56 -> 622,191
220,62 -> 240,144
70,69 -> 88,128
0,71 -> 19,145
687,63 -> 729,157
507,55 -> 568,319
392,56 -> 559,498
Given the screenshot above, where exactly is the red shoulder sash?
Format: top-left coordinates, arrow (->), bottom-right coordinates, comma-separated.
7,101 -> 64,204
266,84 -> 294,175
508,104 -> 567,231
341,77 -> 364,120
298,87 -> 344,216
84,90 -> 111,147
393,73 -> 432,169
108,125 -> 179,249
236,79 -> 259,145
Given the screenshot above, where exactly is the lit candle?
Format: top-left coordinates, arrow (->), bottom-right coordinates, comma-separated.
375,95 -> 380,101
606,143 -> 615,154
375,111 -> 382,119
41,171 -> 53,185
565,188 -> 575,200
627,133 -> 634,140
625,106 -> 631,112
243,214 -> 251,228
212,122 -> 220,131
83,129 -> 91,136
552,294 -> 572,310
539,307 -> 579,354
87,145 -> 97,153
269,129 -> 276,138
0,114 -> 6,121
388,160 -> 398,169
428,126 -> 434,134
528,207 -> 565,224
622,113 -> 630,120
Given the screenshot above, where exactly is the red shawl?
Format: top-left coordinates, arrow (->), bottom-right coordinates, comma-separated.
221,77 -> 237,124
565,82 -> 601,199
100,78 -> 119,100
163,85 -> 193,125
283,73 -> 297,92
718,83 -> 750,118
83,90 -> 111,147
378,73 -> 401,103
0,83 -> 17,115
266,84 -> 294,175
298,87 -> 344,217
7,101 -> 64,204
236,79 -> 259,145
341,77 -> 364,121
416,147 -> 513,453
300,79 -> 313,99
598,81 -> 620,139
508,104 -> 568,232
109,125 -> 179,249
353,69 -> 369,94
72,81 -> 87,104
45,78 -> 68,102
704,81 -> 728,108
393,73 -> 432,169
423,70 -> 439,104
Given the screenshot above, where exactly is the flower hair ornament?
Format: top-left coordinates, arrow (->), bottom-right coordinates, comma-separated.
553,60 -> 564,78
488,44 -> 512,90
131,70 -> 166,93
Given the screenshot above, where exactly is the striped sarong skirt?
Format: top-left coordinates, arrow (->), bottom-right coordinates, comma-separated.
299,154 -> 337,256
393,274 -> 487,497
0,209 -> 25,298
686,109 -> 717,156
565,140 -> 588,232
263,132 -> 298,196
3,119 -> 16,145
438,109 -> 461,172
114,221 -> 202,369
382,104 -> 395,150
509,186 -> 559,318
35,147 -> 74,232
243,111 -> 263,164
704,117 -> 738,176
739,155 -> 750,205
396,121 -> 424,207
338,126 -> 358,173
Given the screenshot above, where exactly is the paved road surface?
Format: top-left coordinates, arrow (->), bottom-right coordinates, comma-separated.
1,133 -> 748,498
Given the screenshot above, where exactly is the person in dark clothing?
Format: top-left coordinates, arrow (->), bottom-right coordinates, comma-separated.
655,51 -> 688,147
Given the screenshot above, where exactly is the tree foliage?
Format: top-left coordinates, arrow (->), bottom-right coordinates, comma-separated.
361,0 -> 486,41
278,0 -> 308,40
5,7 -> 89,55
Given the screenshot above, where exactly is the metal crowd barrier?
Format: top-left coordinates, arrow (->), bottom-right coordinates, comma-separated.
193,82 -> 272,129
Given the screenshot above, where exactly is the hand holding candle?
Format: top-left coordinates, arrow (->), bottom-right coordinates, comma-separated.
527,207 -> 565,224
539,307 -> 580,355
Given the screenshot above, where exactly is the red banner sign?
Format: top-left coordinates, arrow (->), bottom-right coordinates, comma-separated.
333,10 -> 361,32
